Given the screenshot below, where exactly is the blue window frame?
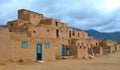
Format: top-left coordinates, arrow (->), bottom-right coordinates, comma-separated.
45,42 -> 50,49
22,41 -> 28,48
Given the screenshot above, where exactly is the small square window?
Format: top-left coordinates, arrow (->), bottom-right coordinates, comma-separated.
11,23 -> 13,27
22,41 -> 28,48
47,29 -> 49,32
33,30 -> 36,33
45,42 -> 50,49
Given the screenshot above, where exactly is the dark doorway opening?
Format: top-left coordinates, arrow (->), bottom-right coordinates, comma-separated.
69,31 -> 71,38
56,29 -> 59,38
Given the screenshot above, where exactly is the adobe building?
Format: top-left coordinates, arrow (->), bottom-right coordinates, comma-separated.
115,44 -> 120,51
74,38 -> 103,58
87,39 -> 103,56
0,9 -> 73,62
63,31 -> 90,58
0,9 -> 119,62
0,9 -> 57,62
99,40 -> 116,54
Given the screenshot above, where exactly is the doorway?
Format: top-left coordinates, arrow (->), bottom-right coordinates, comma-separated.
66,48 -> 70,56
56,29 -> 59,38
36,44 -> 42,61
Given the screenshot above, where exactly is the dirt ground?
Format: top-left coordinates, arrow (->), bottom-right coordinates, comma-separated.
0,52 -> 120,70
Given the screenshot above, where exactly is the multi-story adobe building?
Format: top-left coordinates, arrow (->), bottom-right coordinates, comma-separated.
0,9 -> 119,62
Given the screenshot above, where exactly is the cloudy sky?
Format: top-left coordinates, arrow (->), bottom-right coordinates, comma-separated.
0,0 -> 120,33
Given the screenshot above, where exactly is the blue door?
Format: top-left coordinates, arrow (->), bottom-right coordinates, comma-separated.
36,44 -> 42,61
66,48 -> 70,56
93,48 -> 97,53
62,45 -> 65,56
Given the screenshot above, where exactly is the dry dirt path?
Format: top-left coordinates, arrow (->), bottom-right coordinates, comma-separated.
0,52 -> 120,70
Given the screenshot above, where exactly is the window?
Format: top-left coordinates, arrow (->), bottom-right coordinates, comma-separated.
11,23 -> 13,27
69,31 -> 71,37
9,30 -> 12,32
96,43 -> 98,46
22,41 -> 28,48
33,30 -> 36,33
80,46 -> 81,48
56,29 -> 59,38
55,22 -> 58,26
81,42 -> 84,46
45,42 -> 50,49
47,29 -> 49,32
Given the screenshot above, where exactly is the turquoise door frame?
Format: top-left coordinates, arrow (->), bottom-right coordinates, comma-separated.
36,43 -> 42,61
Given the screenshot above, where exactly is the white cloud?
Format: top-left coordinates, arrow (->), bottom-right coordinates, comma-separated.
0,0 -> 120,33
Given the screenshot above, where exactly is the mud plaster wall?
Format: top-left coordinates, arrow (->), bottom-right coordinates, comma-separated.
0,28 -> 11,61
10,35 -> 55,62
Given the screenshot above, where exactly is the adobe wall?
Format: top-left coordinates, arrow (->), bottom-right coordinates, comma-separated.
99,46 -> 103,55
78,46 -> 88,58
40,18 -> 70,39
40,18 -> 53,25
58,26 -> 69,39
76,39 -> 102,56
82,31 -> 89,39
106,41 -> 115,47
76,39 -> 89,47
99,40 -> 107,46
67,30 -> 89,39
0,28 -> 11,61
105,41 -> 116,53
75,39 -> 89,58
54,39 -> 69,56
89,40 -> 103,56
10,33 -> 55,62
18,10 -> 30,21
115,44 -> 120,51
110,45 -> 116,53
90,39 -> 100,47
18,9 -> 43,26
69,30 -> 78,39
28,26 -> 57,39
7,20 -> 29,33
65,45 -> 77,57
